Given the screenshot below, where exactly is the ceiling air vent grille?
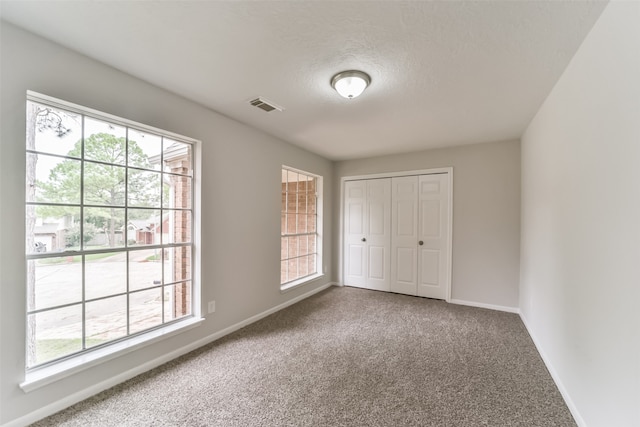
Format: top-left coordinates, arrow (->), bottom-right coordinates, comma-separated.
248,97 -> 284,113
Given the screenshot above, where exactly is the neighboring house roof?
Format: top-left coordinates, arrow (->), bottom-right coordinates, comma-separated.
34,223 -> 59,235
149,142 -> 189,165
127,214 -> 169,233
128,219 -> 152,231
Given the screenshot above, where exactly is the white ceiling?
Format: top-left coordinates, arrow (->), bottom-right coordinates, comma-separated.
1,1 -> 607,161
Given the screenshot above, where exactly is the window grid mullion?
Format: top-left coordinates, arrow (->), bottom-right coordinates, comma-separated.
281,253 -> 317,263
305,181 -> 308,231
314,182 -> 318,257
295,173 -> 299,236
80,114 -> 86,351
27,300 -> 83,316
288,175 -> 291,260
281,232 -> 316,238
160,136 -> 165,324
293,173 -> 297,279
25,242 -> 192,261
284,174 -> 289,283
125,127 -> 131,336
25,202 -> 188,210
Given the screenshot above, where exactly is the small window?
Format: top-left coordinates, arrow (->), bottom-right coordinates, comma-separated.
281,167 -> 322,289
25,92 -> 197,369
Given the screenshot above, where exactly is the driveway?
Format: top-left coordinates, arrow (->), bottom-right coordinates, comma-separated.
32,248 -> 182,342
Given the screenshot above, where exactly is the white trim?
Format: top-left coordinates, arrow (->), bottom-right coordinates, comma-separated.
280,273 -> 325,293
20,317 -> 205,393
338,167 -> 453,301
281,164 -> 322,180
449,298 -> 519,314
519,313 -> 586,427
445,169 -> 454,302
6,282 -> 334,427
26,90 -> 199,145
192,123 -> 203,321
341,167 -> 452,182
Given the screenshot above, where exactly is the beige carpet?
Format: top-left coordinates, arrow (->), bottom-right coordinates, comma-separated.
32,286 -> 576,426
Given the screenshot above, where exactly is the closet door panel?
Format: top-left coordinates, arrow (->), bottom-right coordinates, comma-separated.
343,179 -> 390,291
420,249 -> 440,285
417,174 -> 449,299
365,179 -> 391,291
347,245 -> 364,277
368,201 -> 386,236
391,176 -> 418,295
368,246 -> 386,280
344,180 -> 367,288
420,199 -> 441,240
395,248 -> 416,282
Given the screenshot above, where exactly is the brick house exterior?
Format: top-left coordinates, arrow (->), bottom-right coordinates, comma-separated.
281,175 -> 317,284
162,143 -> 192,318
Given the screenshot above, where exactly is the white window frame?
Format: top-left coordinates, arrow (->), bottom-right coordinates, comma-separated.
280,166 -> 323,292
22,91 -> 202,392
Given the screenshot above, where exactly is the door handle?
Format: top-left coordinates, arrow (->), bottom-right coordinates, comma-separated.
418,241 -> 424,245
361,237 -> 367,242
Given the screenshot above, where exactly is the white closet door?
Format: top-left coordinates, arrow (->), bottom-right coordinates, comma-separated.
344,180 -> 367,288
365,179 -> 391,292
417,174 -> 450,300
391,176 -> 418,295
343,179 -> 391,292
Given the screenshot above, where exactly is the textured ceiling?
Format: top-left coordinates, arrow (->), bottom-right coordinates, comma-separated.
1,1 -> 607,160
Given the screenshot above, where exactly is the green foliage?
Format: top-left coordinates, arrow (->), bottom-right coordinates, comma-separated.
38,133 -> 164,246
65,222 -> 98,248
36,338 -> 105,365
145,253 -> 161,261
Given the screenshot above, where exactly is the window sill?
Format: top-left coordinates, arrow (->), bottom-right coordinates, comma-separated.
280,273 -> 325,293
20,316 -> 204,393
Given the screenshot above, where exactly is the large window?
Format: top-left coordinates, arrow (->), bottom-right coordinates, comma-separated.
25,93 -> 196,369
281,167 -> 322,289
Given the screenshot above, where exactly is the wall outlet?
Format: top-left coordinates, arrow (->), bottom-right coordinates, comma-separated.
207,300 -> 216,314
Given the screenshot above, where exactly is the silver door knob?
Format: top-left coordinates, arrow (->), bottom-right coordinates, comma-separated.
418,241 -> 424,245
361,238 -> 366,242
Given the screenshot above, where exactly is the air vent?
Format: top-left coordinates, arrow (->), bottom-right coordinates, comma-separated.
248,97 -> 284,113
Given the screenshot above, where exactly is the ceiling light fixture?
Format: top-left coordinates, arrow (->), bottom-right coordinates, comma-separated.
331,70 -> 371,99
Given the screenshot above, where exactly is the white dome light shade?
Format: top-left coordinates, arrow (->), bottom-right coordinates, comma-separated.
331,70 -> 371,99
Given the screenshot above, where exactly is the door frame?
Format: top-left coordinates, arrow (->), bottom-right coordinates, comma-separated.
339,167 -> 454,302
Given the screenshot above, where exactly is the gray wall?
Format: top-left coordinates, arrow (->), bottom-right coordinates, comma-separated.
334,140 -> 521,309
0,23 -> 333,425
520,2 -> 640,425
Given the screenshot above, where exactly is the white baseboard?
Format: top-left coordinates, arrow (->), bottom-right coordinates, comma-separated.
519,313 -> 586,427
449,298 -> 520,314
3,282 -> 335,427
334,287 -> 518,314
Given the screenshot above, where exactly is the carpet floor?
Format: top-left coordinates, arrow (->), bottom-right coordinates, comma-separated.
31,286 -> 576,426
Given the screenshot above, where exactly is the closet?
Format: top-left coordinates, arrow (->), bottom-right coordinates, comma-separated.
343,170 -> 451,300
